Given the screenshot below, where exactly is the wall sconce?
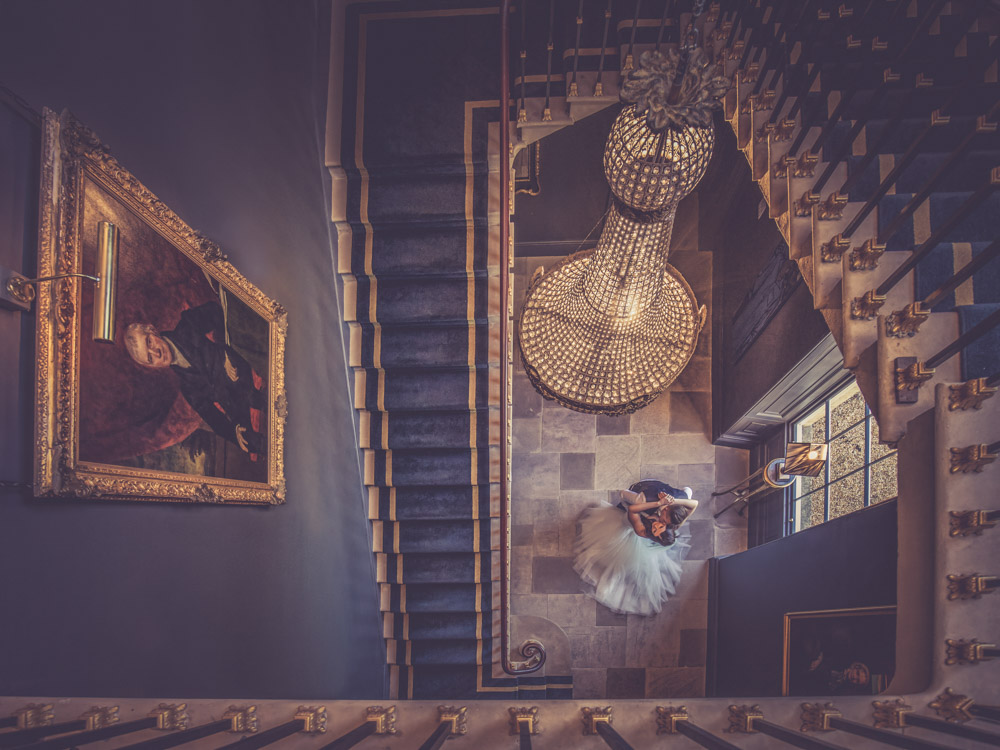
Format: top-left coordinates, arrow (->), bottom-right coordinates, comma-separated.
1,221 -> 118,343
713,442 -> 829,519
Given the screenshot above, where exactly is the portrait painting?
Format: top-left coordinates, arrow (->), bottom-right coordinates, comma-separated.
33,109 -> 286,504
782,605 -> 896,697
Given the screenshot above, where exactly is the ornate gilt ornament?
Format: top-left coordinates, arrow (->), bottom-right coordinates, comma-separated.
895,360 -> 934,392
793,152 -> 818,178
948,444 -> 996,474
738,62 -> 759,84
872,699 -> 912,729
929,688 -> 974,722
655,706 -> 689,734
294,707 -> 327,734
14,704 -> 54,730
755,121 -> 776,142
224,706 -> 258,734
948,509 -> 998,536
581,706 -> 613,735
817,192 -> 847,220
851,289 -> 885,320
945,638 -> 996,666
775,117 -> 797,141
727,40 -> 745,61
794,191 -> 820,217
948,378 -> 997,411
438,706 -> 468,737
885,302 -> 930,337
726,704 -> 763,733
821,234 -> 851,263
511,639 -> 546,671
366,706 -> 398,735
81,706 -> 119,731
800,702 -> 840,732
33,109 -> 287,505
848,239 -> 886,271
946,573 -> 997,600
149,703 -> 189,731
508,707 -> 539,735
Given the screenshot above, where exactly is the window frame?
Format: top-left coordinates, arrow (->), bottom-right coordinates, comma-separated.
783,377 -> 897,536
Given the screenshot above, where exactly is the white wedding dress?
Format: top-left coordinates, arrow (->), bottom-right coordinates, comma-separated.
573,495 -> 692,616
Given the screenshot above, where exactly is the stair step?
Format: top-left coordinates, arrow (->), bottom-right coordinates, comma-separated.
364,447 -> 499,487
350,321 -> 498,370
368,485 -> 499,521
858,110 -> 998,158
386,638 -> 496,666
957,303 -> 1000,379
354,366 -> 496,411
345,275 -> 494,324
878,191 -> 1000,252
379,582 -> 497,613
917,242 -> 1000,310
338,218 -> 496,278
343,169 -> 494,226
845,149 -> 1000,203
359,408 -> 500,450
383,611 -> 494,640
376,551 -> 500,583
372,519 -> 500,554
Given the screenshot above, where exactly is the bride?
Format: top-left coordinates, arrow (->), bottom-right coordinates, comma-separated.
573,479 -> 698,616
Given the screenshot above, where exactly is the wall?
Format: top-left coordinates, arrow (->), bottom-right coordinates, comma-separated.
710,499 -> 897,697
0,0 -> 385,699
703,123 -> 831,439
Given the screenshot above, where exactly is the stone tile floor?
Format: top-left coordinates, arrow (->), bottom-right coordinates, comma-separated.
511,251 -> 749,699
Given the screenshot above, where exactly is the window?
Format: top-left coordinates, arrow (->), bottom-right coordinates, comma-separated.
790,380 -> 897,533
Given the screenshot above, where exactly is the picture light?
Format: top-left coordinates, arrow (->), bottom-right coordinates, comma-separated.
1,221 -> 118,343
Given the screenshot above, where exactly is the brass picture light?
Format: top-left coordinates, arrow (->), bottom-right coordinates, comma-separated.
1,220 -> 118,342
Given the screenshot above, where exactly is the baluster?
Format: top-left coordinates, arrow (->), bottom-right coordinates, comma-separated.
517,0 -> 527,122
800,703 -> 960,749
595,0 -> 613,96
895,306 -> 1000,402
657,707 -> 741,749
727,705 -> 844,749
542,0 -> 555,121
623,0 -> 641,74
216,720 -> 306,749
0,720 -> 86,747
905,713 -> 1000,746
117,720 -> 231,750
885,238 -> 1000,337
508,708 -> 539,750
569,0 -> 584,96
13,716 -> 157,750
418,707 -> 466,750
582,707 -> 634,750
655,0 -> 673,51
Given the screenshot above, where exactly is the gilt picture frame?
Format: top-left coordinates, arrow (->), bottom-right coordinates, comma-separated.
781,605 -> 896,697
33,108 -> 287,505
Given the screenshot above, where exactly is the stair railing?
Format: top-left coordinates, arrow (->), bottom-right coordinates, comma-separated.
569,0 -> 584,96
595,0 -> 613,96
542,0 -> 555,121
499,0 -> 545,677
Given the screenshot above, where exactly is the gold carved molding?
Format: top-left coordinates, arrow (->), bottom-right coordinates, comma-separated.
929,688 -> 975,722
366,706 -> 397,735
948,509 -> 998,536
945,638 -> 996,666
224,705 -> 258,734
13,704 -> 54,730
946,573 -> 997,600
81,706 -> 119,731
655,705 -> 688,734
800,702 -> 840,732
294,706 -> 327,734
33,109 -> 287,505
948,378 -> 997,410
948,445 -> 996,474
726,704 -> 763,733
438,706 -> 468,737
508,706 -> 539,735
581,706 -> 613,735
872,699 -> 912,729
148,703 -> 189,731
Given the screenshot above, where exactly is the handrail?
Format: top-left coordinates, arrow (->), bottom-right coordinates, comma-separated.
499,0 -> 545,676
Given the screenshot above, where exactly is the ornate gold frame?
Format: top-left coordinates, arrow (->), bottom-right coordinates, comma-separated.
781,605 -> 896,696
33,109 -> 286,505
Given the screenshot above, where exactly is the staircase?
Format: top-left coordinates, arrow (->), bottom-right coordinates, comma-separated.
716,0 -> 1000,444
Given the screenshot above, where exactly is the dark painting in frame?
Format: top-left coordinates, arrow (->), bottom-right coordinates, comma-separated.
782,605 -> 896,696
33,109 -> 286,505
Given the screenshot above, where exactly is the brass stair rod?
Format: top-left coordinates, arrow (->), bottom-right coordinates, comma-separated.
116,719 -> 231,750
920,238 -> 1000,311
215,719 -> 305,749
903,713 -> 1000,746
924,306 -> 1000,370
725,4 -> 746,48
971,704 -> 1000,722
749,1 -> 802,99
750,718 -> 847,749
0,720 -> 86,747
595,720 -> 635,750
518,0 -> 526,120
654,0 -> 672,52
0,718 -> 15,729
674,720 -> 742,749
624,0 -> 641,70
876,178 -> 998,297
827,715 -> 962,749
16,717 -> 157,750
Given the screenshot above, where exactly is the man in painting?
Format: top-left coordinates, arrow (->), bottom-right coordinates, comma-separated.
124,301 -> 266,461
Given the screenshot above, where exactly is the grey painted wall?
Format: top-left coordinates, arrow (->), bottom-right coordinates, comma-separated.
0,0 -> 385,699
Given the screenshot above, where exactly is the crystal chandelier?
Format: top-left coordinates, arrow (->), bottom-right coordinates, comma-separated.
518,47 -> 728,415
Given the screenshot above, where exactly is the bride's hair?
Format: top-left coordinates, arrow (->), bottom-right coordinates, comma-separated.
643,504 -> 691,546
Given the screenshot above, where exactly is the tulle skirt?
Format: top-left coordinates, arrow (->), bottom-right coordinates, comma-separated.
573,502 -> 691,616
